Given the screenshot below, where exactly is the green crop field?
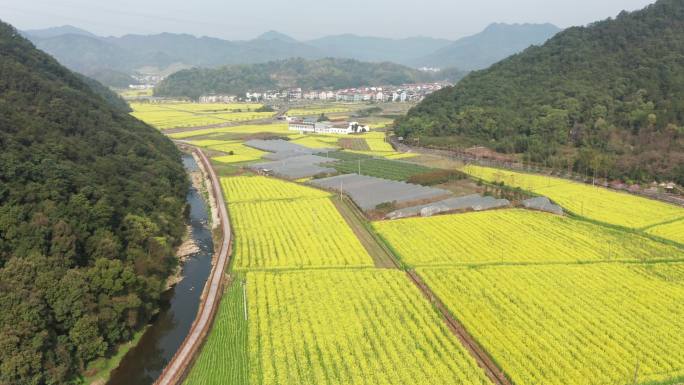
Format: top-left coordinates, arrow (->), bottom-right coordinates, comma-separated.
331,157 -> 434,181
183,279 -> 249,385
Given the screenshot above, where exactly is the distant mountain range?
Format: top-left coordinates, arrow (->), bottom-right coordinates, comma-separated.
410,23 -> 561,70
22,24 -> 560,87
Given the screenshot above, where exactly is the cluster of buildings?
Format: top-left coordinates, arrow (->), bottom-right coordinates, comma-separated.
288,118 -> 370,135
237,82 -> 448,103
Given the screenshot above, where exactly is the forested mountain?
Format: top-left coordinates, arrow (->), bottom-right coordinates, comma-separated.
0,20 -> 188,385
410,23 -> 561,70
396,0 -> 684,184
154,58 -> 464,99
22,25 -> 96,39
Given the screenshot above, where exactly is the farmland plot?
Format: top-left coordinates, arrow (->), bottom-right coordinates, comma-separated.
647,218 -> 684,244
247,269 -> 490,385
373,209 -> 684,266
130,103 -> 274,130
221,176 -> 330,203
183,279 -> 248,385
229,198 -> 373,269
462,165 -> 684,230
168,123 -> 290,139
331,157 -> 433,181
418,263 -> 684,385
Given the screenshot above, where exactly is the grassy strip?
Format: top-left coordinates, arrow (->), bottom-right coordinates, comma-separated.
331,196 -> 397,268
78,327 -> 148,384
183,275 -> 249,385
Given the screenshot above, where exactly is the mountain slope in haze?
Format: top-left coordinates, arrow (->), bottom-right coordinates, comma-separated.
154,57 -> 459,99
411,23 -> 561,70
22,24 -> 96,39
257,30 -> 300,43
307,34 -> 453,65
0,20 -> 188,385
396,0 -> 684,184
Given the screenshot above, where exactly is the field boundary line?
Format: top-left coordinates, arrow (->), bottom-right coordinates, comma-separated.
406,270 -> 513,385
152,146 -> 233,385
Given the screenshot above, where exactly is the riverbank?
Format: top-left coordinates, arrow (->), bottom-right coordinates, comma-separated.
104,153 -> 217,385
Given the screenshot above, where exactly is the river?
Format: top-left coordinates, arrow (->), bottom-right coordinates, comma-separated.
107,154 -> 214,385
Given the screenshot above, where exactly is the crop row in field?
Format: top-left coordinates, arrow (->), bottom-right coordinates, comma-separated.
418,263 -> 684,385
247,269 -> 490,385
221,176 -> 330,203
373,209 -> 684,266
647,218 -> 684,244
462,165 -> 684,230
338,137 -> 371,151
168,123 -> 290,139
183,279 -> 248,385
331,157 -> 434,181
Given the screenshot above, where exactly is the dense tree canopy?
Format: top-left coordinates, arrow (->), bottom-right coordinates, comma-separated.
154,57 -> 466,99
396,0 -> 684,184
0,20 -> 188,384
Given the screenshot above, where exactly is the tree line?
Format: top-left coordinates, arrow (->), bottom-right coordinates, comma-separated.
0,21 -> 188,384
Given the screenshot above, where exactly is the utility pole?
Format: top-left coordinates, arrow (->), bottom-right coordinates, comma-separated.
242,280 -> 248,321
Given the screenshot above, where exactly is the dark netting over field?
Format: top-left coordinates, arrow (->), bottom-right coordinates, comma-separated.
310,174 -> 451,210
249,155 -> 337,179
386,194 -> 510,219
245,139 -> 323,155
522,197 -> 564,215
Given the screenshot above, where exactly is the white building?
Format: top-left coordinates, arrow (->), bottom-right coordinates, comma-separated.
288,120 -> 369,135
199,94 -> 237,103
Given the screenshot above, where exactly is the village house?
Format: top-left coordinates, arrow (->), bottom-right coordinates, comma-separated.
288,119 -> 370,135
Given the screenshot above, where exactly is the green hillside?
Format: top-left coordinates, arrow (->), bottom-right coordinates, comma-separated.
0,20 -> 188,385
396,0 -> 684,184
154,57 -> 464,99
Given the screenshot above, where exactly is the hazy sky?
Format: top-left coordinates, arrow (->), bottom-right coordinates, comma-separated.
3,0 -> 656,40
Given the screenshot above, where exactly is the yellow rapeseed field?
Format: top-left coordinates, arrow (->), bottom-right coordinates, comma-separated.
462,165 -> 684,229
247,269 -> 490,385
418,263 -> 684,385
221,176 -> 330,203
647,219 -> 684,244
230,198 -> 373,269
130,102 -> 274,130
374,209 -> 683,266
222,176 -> 371,269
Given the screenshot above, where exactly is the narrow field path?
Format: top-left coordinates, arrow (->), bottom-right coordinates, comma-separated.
329,187 -> 514,385
153,147 -> 232,385
332,195 -> 398,268
406,270 -> 513,385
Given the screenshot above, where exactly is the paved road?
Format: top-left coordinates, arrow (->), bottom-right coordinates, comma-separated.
153,147 -> 232,385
